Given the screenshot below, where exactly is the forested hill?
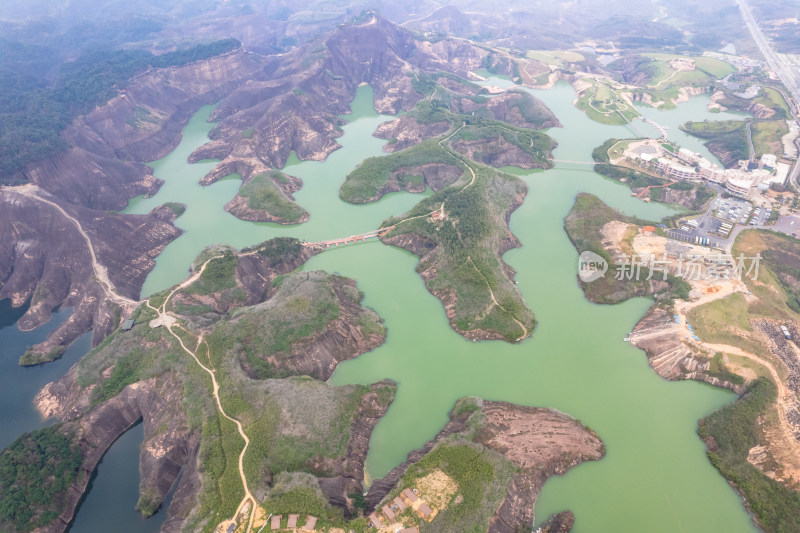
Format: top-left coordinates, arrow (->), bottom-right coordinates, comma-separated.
0,38 -> 240,181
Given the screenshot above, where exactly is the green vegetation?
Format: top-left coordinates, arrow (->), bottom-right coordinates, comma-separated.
680,120 -> 749,164
18,346 -> 66,366
342,80 -> 559,341
340,140 -> 459,203
637,86 -> 682,110
526,50 -> 585,67
238,172 -> 308,223
564,193 -> 689,305
736,230 -> 800,317
186,251 -> 238,295
752,120 -> 790,158
594,139 -> 712,212
707,352 -> 746,386
575,79 -> 640,125
401,442 -> 516,532
163,202 -> 186,217
715,87 -> 791,120
636,54 -> 734,88
502,90 -> 558,128
0,426 -> 82,532
53,240 -> 392,533
687,292 -> 762,350
449,123 -> 553,168
382,160 -> 534,342
699,379 -> 800,533
593,139 -> 667,188
265,473 -> 333,517
208,270 -> 383,379
125,105 -> 161,129
687,229 -> 800,358
0,39 -> 240,179
239,381 -> 367,483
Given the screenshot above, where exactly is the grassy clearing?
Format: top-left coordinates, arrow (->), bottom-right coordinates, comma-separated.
575,79 -> 639,125
641,53 -> 734,83
207,270 -> 383,379
185,251 -> 238,296
752,120 -> 790,157
761,88 -> 792,117
163,202 -> 186,217
450,123 -> 553,167
735,230 -> 800,318
687,229 -> 800,363
716,88 -> 790,120
686,293 -> 771,357
639,86 -> 682,109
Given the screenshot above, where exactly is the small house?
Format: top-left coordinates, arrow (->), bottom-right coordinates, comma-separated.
382,504 -> 395,520
417,503 -> 434,520
393,496 -> 407,511
368,512 -> 383,528
303,516 -> 317,530
401,488 -> 418,503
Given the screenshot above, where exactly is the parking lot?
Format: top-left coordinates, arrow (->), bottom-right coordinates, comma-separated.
665,189 -> 794,251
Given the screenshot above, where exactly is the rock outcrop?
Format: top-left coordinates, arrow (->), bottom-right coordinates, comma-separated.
317,381 -> 395,513
631,307 -> 746,393
37,376 -> 195,533
374,116 -> 451,153
367,399 -> 604,532
193,15 -> 489,187
11,50 -> 263,211
0,187 -> 181,359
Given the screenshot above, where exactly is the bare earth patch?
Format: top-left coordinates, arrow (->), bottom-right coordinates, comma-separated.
416,469 -> 458,510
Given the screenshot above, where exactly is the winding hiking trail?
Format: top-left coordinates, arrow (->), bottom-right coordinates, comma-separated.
432,124 -> 530,340
144,255 -> 257,533
9,184 -> 138,307
467,255 -> 528,342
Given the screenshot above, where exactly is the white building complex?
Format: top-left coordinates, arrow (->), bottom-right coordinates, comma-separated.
635,144 -> 790,198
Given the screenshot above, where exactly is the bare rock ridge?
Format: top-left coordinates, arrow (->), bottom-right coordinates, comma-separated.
1,16 -> 499,349
0,187 -> 181,360
11,50 -> 263,212
192,15 -> 489,189
366,399 -> 604,532
631,307 -> 746,393
37,376 -> 195,533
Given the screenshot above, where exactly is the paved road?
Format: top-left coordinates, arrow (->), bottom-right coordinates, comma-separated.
737,0 -> 800,190
737,0 -> 800,104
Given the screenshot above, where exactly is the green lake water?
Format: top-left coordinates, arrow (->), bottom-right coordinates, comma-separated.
2,81 -> 761,532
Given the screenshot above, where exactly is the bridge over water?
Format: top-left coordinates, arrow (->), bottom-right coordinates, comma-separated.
303,229 -> 388,248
